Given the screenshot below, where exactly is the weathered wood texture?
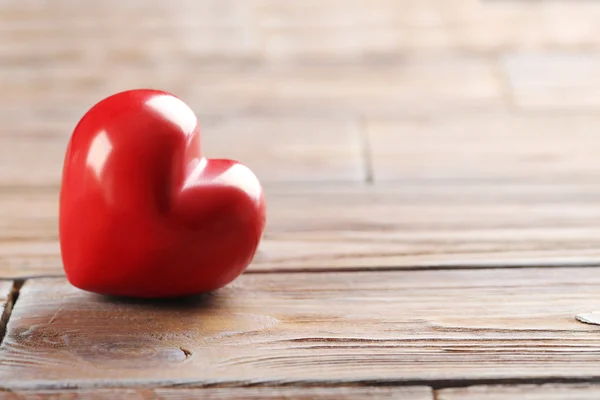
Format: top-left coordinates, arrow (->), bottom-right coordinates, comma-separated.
4,0 -> 600,393
0,387 -> 432,400
438,384 -> 600,400
2,268 -> 600,388
5,183 -> 600,278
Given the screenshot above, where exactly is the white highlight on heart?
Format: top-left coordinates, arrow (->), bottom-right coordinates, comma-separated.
212,163 -> 262,202
182,157 -> 208,190
145,94 -> 197,135
86,130 -> 113,180
181,158 -> 262,202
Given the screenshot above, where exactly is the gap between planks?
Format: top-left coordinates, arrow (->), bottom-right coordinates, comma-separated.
6,262 -> 600,283
0,279 -> 21,348
6,383 -> 600,399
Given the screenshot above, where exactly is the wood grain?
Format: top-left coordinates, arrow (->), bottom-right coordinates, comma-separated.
438,384 -> 600,400
8,183 -> 600,278
367,113 -> 600,182
2,268 -> 600,388
260,183 -> 600,270
0,387 -> 433,400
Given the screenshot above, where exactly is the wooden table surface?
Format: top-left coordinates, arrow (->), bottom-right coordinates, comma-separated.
3,0 -> 600,398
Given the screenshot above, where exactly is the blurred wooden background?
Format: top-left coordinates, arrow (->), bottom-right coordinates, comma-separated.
5,0 -> 600,276
6,0 -> 600,187
4,0 -> 600,398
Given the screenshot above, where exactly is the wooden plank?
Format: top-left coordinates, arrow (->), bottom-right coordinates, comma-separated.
0,0 -> 500,117
367,113 -> 600,182
438,384 -> 600,400
0,1 -> 267,131
111,57 -> 502,117
444,1 -> 600,53
5,0 -> 600,69
260,183 -> 600,270
0,387 -> 433,399
0,58 -> 501,120
2,268 -> 600,388
0,116 -> 364,187
0,0 -> 262,62
9,183 -> 600,278
255,0 -> 451,60
502,53 -> 600,110
257,1 -> 600,60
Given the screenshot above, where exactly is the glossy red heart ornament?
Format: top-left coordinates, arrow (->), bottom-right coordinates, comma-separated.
59,89 -> 266,298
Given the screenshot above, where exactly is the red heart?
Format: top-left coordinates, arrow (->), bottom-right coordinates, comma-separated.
59,89 -> 266,298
